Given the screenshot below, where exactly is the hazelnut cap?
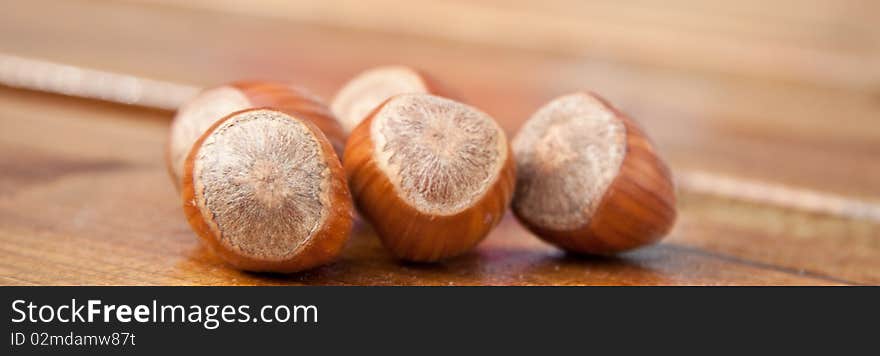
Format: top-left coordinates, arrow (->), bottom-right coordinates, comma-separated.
181,108 -> 353,272
512,92 -> 676,254
343,95 -> 515,262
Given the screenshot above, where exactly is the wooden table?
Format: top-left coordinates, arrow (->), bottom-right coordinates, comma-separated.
1,0 -> 878,285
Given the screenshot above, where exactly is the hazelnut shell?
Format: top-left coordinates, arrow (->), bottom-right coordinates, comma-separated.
343,98 -> 516,262
181,108 -> 353,272
512,92 -> 676,254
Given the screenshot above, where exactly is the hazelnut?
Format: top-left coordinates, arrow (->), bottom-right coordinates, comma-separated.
331,66 -> 451,134
511,92 -> 676,254
343,94 -> 515,262
167,81 -> 345,189
182,108 -> 353,272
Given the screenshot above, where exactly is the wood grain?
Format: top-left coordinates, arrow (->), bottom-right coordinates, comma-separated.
0,0 -> 878,285
143,0 -> 880,92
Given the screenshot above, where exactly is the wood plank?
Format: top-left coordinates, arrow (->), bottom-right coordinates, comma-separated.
673,195 -> 880,284
0,0 -> 878,285
137,0 -> 880,92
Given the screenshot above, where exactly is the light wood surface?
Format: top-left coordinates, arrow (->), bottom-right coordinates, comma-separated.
0,0 -> 877,285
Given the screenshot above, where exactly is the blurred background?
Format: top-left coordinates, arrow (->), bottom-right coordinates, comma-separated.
0,0 -> 878,285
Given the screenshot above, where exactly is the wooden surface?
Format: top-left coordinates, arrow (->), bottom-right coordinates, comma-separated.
0,0 -> 878,285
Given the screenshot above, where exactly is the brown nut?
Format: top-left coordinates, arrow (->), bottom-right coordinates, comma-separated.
167,81 -> 345,190
511,92 -> 676,254
343,93 -> 515,262
331,66 -> 451,134
182,108 -> 353,273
